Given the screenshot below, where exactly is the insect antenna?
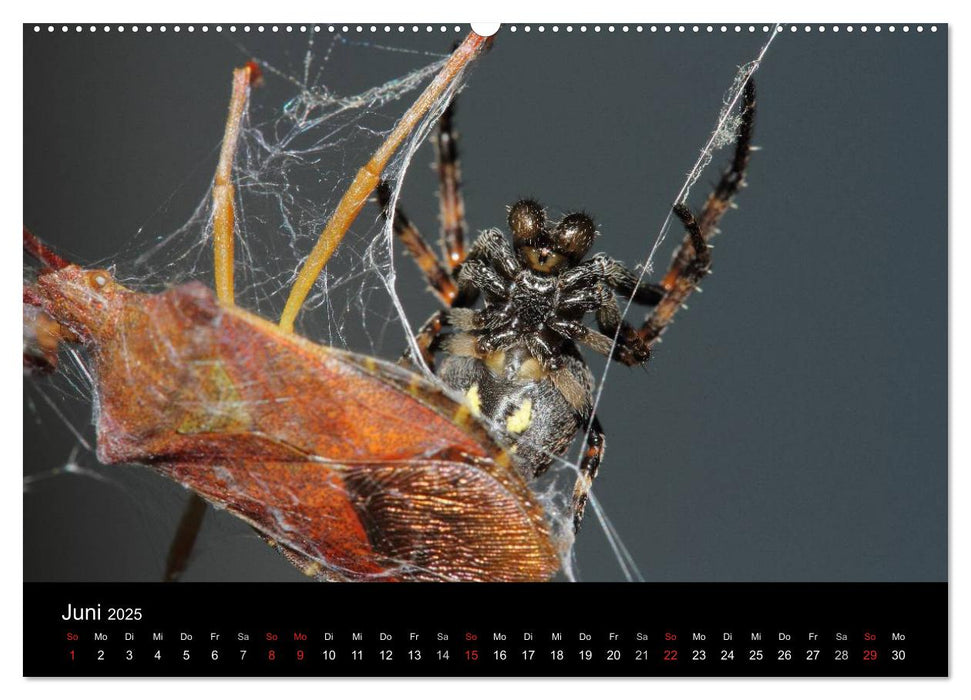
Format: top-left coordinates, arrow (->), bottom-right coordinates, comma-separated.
24,227 -> 70,272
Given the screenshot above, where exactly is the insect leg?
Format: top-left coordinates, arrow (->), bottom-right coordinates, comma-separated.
211,61 -> 261,306
279,32 -> 491,333
163,493 -> 208,581
640,79 -> 756,345
164,61 -> 260,583
24,226 -> 70,271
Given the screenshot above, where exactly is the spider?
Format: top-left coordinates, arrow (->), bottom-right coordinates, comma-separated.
378,78 -> 757,531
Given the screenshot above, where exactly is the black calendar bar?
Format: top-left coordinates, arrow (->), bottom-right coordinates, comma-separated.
24,582 -> 946,677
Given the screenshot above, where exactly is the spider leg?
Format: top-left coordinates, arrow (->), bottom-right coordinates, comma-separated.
520,333 -> 567,371
457,258 -> 511,303
448,229 -> 520,306
376,182 -> 457,306
164,61 -> 260,583
463,229 -> 520,278
435,102 -> 469,271
559,254 -> 664,307
595,295 -> 652,365
548,304 -> 650,367
547,318 -> 614,359
571,414 -> 605,532
594,255 -> 665,306
640,79 -> 756,345
638,200 -> 713,346
560,255 -> 664,312
402,309 -> 450,371
377,113 -> 518,368
386,229 -> 519,371
699,79 -> 757,234
378,59 -> 519,357
373,103 -> 474,368
481,327 -> 524,355
557,261 -> 653,366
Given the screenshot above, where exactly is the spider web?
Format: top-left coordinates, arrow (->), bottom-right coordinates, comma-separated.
124,34 -> 454,355
25,26 -> 783,583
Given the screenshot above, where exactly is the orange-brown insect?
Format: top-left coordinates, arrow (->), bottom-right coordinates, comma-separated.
24,32 -> 565,582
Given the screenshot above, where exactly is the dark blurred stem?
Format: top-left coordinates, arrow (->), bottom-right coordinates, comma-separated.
164,494 -> 208,582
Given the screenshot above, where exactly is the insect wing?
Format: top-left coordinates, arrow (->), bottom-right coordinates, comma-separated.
32,267 -> 561,582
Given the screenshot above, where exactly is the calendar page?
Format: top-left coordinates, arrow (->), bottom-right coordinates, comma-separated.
22,20 -> 947,677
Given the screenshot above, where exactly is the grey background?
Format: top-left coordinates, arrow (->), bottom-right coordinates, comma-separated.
23,24 -> 947,582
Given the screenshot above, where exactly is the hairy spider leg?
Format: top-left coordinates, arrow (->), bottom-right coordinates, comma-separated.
376,182 -> 457,306
569,81 -> 755,532
412,228 -> 520,368
552,256 -> 660,367
573,81 -> 755,530
435,102 -> 468,271
279,31 -> 491,334
374,98 -> 471,299
163,61 -> 261,583
408,310 -> 451,370
640,79 -> 757,345
572,415 -> 605,532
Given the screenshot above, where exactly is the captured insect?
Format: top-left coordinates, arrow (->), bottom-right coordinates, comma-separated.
24,30 -> 757,582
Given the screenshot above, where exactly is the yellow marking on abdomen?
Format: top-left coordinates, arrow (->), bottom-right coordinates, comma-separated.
453,403 -> 471,425
506,399 -> 533,434
464,383 -> 482,417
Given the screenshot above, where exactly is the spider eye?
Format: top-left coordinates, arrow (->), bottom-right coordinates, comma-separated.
553,212 -> 596,262
508,199 -> 546,244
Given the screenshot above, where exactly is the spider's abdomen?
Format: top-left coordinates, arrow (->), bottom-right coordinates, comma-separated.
438,345 -> 593,479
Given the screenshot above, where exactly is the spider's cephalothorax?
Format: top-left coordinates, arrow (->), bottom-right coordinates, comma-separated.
379,79 -> 757,531
454,201 -> 651,368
